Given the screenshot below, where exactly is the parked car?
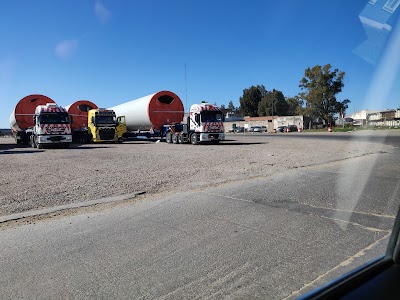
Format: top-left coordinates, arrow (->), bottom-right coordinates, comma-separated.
235,126 -> 245,133
276,126 -> 287,132
286,125 -> 298,132
228,126 -> 245,133
253,126 -> 267,132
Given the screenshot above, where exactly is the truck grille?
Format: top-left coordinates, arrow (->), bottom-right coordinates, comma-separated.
49,136 -> 63,141
99,128 -> 115,140
208,134 -> 220,139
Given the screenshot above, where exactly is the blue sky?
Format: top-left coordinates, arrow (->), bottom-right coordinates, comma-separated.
1,0 -> 400,128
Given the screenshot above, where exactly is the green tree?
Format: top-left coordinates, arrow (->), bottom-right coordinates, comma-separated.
228,100 -> 235,111
257,89 -> 288,116
336,99 -> 350,118
286,95 -> 304,116
239,85 -> 267,117
299,64 -> 350,124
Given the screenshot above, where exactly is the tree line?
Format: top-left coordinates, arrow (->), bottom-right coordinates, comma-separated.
219,64 -> 350,124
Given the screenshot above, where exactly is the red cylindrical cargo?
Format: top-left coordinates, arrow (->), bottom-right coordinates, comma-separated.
10,94 -> 56,132
65,100 -> 98,130
109,91 -> 184,130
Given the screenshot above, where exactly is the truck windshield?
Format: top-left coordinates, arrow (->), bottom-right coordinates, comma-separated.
200,112 -> 223,122
95,115 -> 116,125
39,113 -> 69,124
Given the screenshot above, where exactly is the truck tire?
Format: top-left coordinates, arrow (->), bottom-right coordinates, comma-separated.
191,133 -> 198,145
165,132 -> 172,143
178,134 -> 184,144
172,133 -> 179,144
37,143 -> 43,149
87,134 -> 94,143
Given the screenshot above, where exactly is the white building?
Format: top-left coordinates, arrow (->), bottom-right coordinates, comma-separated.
367,109 -> 400,127
347,110 -> 380,126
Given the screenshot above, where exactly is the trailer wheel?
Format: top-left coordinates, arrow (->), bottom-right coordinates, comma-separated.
172,133 -> 178,144
165,132 -> 172,143
178,134 -> 184,144
191,133 -> 198,145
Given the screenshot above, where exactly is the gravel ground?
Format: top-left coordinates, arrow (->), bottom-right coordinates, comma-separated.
0,131 -> 396,216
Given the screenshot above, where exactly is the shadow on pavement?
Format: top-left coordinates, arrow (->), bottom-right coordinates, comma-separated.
0,150 -> 45,154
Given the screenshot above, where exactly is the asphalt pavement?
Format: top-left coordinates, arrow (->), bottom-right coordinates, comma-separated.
1,134 -> 400,299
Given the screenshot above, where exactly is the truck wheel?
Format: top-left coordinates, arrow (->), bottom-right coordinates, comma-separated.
37,143 -> 43,149
87,134 -> 94,143
178,134 -> 184,144
165,132 -> 172,143
191,133 -> 198,145
172,133 -> 178,144
118,137 -> 123,143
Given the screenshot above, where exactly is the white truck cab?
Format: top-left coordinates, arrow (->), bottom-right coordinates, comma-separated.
31,103 -> 72,148
189,103 -> 225,143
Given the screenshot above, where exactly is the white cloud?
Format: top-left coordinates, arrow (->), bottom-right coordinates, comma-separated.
95,1 -> 111,24
55,39 -> 78,59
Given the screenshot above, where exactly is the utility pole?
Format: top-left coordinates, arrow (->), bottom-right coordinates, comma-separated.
184,63 -> 188,113
271,100 -> 276,132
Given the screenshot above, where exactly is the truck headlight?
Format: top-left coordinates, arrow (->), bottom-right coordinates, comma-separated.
66,136 -> 72,141
40,136 -> 47,142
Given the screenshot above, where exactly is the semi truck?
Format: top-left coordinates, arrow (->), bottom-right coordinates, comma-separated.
10,94 -> 72,148
164,102 -> 225,144
86,108 -> 126,143
109,90 -> 224,144
65,101 -> 125,143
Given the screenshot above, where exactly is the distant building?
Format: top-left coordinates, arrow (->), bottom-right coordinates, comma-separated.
223,115 -> 312,132
223,116 -> 277,132
224,111 -> 244,122
347,109 -> 400,127
367,109 -> 400,126
273,116 -> 313,130
335,118 -> 354,126
347,110 -> 380,126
